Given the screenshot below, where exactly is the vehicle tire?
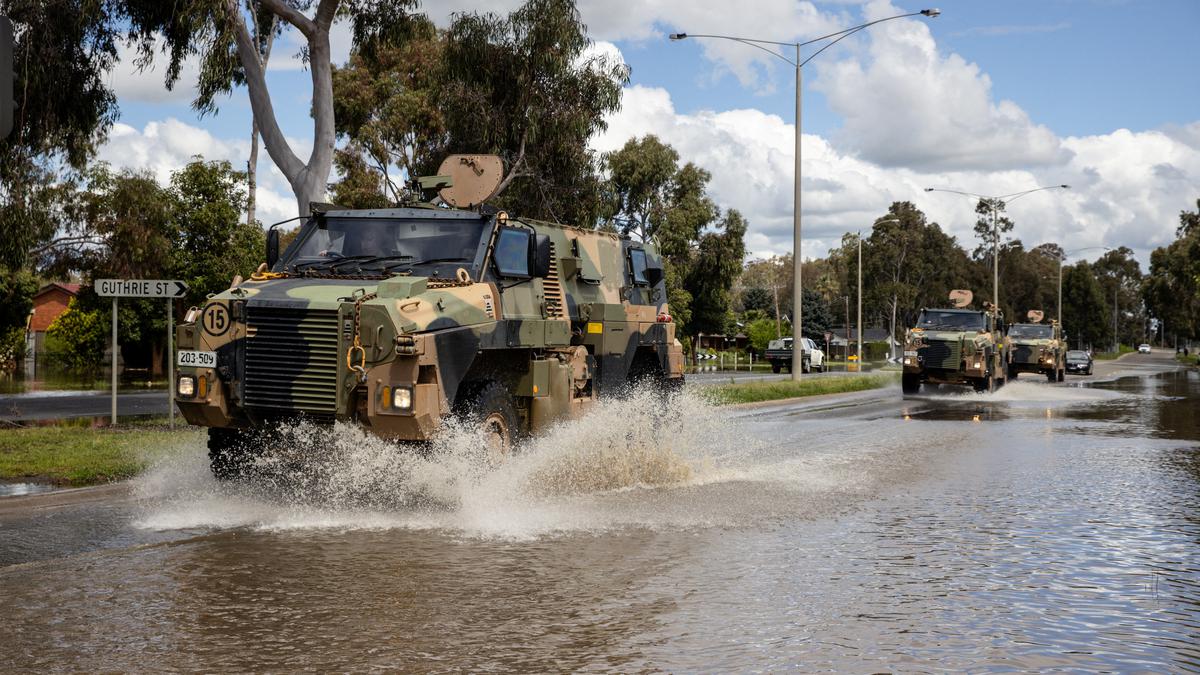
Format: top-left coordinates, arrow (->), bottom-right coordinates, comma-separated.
1007,365 -> 1018,380
208,427 -> 262,481
901,374 -> 920,395
1057,367 -> 1065,383
815,363 -> 824,373
1046,369 -> 1056,383
454,380 -> 519,462
771,363 -> 781,374
802,360 -> 811,374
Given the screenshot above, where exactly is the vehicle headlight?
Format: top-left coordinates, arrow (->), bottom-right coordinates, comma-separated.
392,386 -> 413,410
177,375 -> 195,397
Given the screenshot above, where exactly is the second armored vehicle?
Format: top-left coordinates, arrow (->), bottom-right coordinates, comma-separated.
1006,311 -> 1065,382
902,289 -> 1009,395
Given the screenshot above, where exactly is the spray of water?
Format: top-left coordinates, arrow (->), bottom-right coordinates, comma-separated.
134,386 -> 758,537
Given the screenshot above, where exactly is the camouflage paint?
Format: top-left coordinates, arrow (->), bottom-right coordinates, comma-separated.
175,206 -> 683,442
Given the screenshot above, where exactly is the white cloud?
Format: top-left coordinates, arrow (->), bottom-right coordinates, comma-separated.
812,1 -> 1070,171
594,82 -> 1200,267
96,119 -> 300,227
109,42 -> 199,105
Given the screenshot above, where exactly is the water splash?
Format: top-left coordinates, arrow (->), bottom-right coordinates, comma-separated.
133,386 -> 757,538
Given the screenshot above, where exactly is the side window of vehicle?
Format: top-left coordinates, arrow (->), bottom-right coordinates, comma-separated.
628,248 -> 649,285
494,227 -> 531,277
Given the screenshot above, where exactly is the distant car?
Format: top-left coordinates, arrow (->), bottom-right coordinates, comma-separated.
1065,350 -> 1093,375
1138,343 -> 1152,354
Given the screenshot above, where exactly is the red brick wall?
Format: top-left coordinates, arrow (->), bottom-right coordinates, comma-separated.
30,289 -> 75,332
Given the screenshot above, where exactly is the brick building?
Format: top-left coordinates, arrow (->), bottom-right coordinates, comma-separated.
29,282 -> 81,354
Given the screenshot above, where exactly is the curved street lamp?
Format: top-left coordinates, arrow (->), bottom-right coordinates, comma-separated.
923,184 -> 1069,316
672,8 -> 940,381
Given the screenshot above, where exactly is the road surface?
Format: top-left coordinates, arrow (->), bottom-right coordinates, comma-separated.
1,349 -> 1196,671
0,389 -> 170,421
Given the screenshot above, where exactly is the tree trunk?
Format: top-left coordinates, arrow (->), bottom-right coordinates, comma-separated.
247,119 -> 259,226
150,340 -> 164,378
890,294 -> 898,361
225,0 -> 338,218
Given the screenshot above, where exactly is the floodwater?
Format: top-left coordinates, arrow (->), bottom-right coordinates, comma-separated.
2,359 -> 1199,671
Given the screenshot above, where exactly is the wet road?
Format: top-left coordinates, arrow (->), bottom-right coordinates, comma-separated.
2,351 -> 1198,671
0,389 -> 170,421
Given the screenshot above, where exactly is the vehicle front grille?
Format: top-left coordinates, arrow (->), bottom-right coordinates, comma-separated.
919,339 -> 961,369
1012,345 -> 1036,363
243,305 -> 340,416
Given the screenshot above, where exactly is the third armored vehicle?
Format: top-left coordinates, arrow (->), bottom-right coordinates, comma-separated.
902,289 -> 1009,395
1006,310 -> 1065,382
172,155 -> 684,478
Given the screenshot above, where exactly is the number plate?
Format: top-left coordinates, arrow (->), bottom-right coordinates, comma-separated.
904,350 -> 919,357
176,350 -> 217,368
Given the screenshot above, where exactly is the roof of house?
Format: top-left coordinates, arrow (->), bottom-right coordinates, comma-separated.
33,282 -> 81,299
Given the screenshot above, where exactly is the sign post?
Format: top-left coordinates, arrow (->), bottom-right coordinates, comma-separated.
96,279 -> 188,427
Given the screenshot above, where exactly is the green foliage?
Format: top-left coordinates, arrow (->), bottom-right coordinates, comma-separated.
1060,260 -> 1109,349
45,300 -> 107,371
332,14 -> 444,195
438,0 -> 628,226
800,288 -> 834,341
171,159 -> 263,308
972,197 -> 1014,260
1143,199 -> 1200,340
688,209 -> 748,335
746,318 -> 779,353
0,326 -> 26,369
603,135 -> 680,239
0,266 -> 38,333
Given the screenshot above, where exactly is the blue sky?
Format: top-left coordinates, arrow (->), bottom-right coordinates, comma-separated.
104,0 -> 1200,263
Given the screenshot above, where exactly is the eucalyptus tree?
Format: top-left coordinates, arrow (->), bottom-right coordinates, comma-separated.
122,0 -> 422,215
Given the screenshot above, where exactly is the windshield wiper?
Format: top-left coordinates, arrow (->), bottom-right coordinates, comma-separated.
381,256 -> 469,272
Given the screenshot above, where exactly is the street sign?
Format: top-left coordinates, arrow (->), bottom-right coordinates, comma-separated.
96,279 -> 188,298
96,278 -> 189,429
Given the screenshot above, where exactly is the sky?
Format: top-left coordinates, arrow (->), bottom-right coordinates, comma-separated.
102,0 -> 1200,268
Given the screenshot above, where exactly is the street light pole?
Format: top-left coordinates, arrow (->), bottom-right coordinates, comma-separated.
793,43 -> 803,380
924,185 -> 1069,314
671,8 -> 939,382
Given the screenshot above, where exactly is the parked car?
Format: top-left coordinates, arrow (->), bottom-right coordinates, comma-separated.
1138,343 -> 1152,354
1064,350 -> 1093,375
764,337 -> 825,373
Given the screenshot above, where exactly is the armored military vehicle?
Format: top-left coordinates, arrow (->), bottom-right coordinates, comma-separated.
1006,310 -> 1065,382
173,155 -> 684,478
901,289 -> 1009,395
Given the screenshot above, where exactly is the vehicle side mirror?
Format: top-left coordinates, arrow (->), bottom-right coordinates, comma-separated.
531,234 -> 553,278
645,263 -> 664,286
266,228 -> 280,268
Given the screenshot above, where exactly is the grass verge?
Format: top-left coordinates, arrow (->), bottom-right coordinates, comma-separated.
1177,354 -> 1199,367
705,373 -> 897,405
0,421 -> 202,486
1095,345 -> 1135,360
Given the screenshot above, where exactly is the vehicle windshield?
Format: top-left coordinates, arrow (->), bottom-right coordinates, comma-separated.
278,217 -> 486,276
917,310 -> 986,331
1009,324 -> 1053,339
1066,351 -> 1089,360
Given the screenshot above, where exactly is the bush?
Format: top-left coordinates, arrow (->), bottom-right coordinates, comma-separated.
0,326 -> 25,370
45,300 -> 108,371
